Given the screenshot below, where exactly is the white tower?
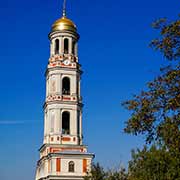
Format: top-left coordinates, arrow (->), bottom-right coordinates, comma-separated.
35,2 -> 94,180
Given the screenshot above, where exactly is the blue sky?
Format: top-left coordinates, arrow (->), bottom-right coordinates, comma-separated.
0,0 -> 179,179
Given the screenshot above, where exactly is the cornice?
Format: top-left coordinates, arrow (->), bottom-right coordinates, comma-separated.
48,30 -> 80,40
45,66 -> 83,77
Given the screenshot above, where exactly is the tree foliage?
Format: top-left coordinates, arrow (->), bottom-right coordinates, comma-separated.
150,17 -> 180,61
122,14 -> 180,179
84,163 -> 106,180
128,145 -> 180,180
84,163 -> 128,180
122,65 -> 180,150
122,15 -> 180,151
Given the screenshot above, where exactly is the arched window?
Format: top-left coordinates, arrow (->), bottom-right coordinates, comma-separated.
64,38 -> 69,54
68,161 -> 75,172
55,39 -> 59,54
62,77 -> 70,95
62,111 -> 70,134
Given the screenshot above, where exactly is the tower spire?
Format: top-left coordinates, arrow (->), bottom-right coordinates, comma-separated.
62,0 -> 67,17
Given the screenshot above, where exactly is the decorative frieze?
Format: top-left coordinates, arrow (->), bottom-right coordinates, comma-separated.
46,94 -> 78,103
49,54 -> 78,63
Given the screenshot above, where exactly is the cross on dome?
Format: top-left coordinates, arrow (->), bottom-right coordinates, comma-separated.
63,0 -> 67,17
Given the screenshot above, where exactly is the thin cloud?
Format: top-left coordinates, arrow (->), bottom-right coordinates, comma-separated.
0,120 -> 40,125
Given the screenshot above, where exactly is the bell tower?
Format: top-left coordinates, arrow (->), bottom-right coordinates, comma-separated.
35,1 -> 94,180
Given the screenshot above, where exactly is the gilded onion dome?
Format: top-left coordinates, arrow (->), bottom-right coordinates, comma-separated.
51,16 -> 77,33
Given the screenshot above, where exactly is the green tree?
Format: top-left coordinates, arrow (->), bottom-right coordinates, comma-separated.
128,145 -> 180,180
122,15 -> 180,179
84,163 -> 106,180
122,65 -> 180,150
84,163 -> 128,180
122,15 -> 180,152
107,167 -> 128,180
150,17 -> 180,61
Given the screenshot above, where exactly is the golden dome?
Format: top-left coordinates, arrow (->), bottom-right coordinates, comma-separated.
51,16 -> 77,32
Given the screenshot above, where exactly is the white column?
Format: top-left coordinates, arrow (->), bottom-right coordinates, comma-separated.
48,75 -> 51,95
50,41 -> 53,56
59,109 -> 62,134
70,109 -> 76,135
59,74 -> 62,95
55,75 -> 58,93
52,40 -> 55,56
51,158 -> 56,174
69,37 -> 72,54
57,74 -> 60,94
46,111 -> 50,135
58,38 -> 61,54
74,110 -> 77,135
79,110 -> 82,144
44,111 -> 47,136
61,37 -> 64,54
49,75 -> 56,94
46,77 -> 48,97
70,110 -> 73,135
51,110 -> 55,133
55,109 -> 58,133
44,160 -> 48,177
56,109 -> 60,133
74,75 -> 77,95
75,43 -> 78,56
71,75 -> 76,95
79,76 -> 81,98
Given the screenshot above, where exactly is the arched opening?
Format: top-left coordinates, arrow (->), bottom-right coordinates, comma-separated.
64,38 -> 69,54
62,111 -> 70,134
55,39 -> 59,54
68,161 -> 75,172
62,77 -> 70,95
